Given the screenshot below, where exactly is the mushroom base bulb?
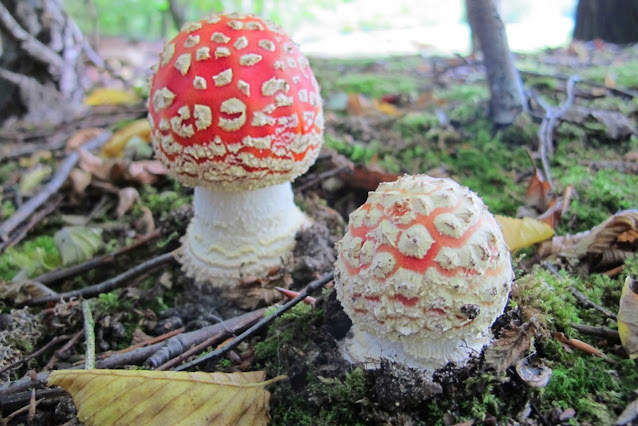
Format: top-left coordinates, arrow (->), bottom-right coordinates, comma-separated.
180,182 -> 309,287
335,174 -> 514,371
341,326 -> 491,371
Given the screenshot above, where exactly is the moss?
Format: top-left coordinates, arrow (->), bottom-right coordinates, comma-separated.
557,167 -> 638,232
139,182 -> 192,220
0,200 -> 15,221
333,73 -> 419,98
0,236 -> 62,279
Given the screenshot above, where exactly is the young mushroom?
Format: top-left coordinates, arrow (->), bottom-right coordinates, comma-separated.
334,175 -> 513,371
148,13 -> 323,287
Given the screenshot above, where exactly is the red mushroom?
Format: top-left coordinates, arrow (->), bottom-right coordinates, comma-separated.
334,175 -> 513,371
148,13 -> 323,286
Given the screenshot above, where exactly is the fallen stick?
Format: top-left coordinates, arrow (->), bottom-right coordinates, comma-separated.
570,323 -> 620,340
145,308 -> 266,368
26,251 -> 176,305
174,271 -> 335,371
33,228 -> 161,285
0,131 -> 111,241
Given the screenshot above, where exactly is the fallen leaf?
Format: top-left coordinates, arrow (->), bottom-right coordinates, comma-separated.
525,168 -> 554,212
102,119 -> 152,158
66,128 -> 106,152
68,168 -> 92,194
616,393 -> 638,425
346,164 -> 401,191
484,319 -> 542,373
346,93 -> 373,116
0,279 -> 58,304
116,187 -> 140,218
79,149 -> 111,180
373,99 -> 401,116
590,110 -> 637,139
495,215 -> 555,252
54,226 -> 103,266
48,369 -> 285,426
84,88 -> 141,106
539,210 -> 638,269
618,277 -> 638,359
19,164 -> 52,196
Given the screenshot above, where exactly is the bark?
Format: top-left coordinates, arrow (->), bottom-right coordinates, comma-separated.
573,0 -> 638,44
0,0 -> 86,126
467,0 -> 525,126
168,0 -> 186,31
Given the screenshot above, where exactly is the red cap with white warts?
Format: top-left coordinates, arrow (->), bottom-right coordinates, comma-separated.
334,174 -> 513,370
148,13 -> 323,191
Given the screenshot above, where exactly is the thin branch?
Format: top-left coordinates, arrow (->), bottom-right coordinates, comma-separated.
569,286 -> 617,320
0,334 -> 72,377
0,131 -> 111,241
155,331 -> 226,371
0,3 -> 64,71
0,194 -> 62,253
26,252 -> 176,305
42,329 -> 84,371
533,75 -> 580,188
82,301 -> 96,370
570,323 -> 620,340
145,308 -> 266,368
33,228 -> 161,285
521,69 -> 638,100
174,271 -> 335,371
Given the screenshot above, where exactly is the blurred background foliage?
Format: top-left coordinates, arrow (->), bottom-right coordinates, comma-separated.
63,0 -> 576,44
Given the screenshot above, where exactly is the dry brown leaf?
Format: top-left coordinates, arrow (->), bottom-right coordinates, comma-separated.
525,168 -> 555,212
618,277 -> 638,359
484,319 -> 542,373
346,164 -> 401,191
495,215 -> 555,252
116,187 -> 140,218
66,128 -> 106,152
539,210 -> 638,268
68,168 -> 92,194
48,369 -> 286,426
102,119 -> 152,158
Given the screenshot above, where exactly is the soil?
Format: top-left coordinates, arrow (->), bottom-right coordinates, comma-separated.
1,37 -> 638,425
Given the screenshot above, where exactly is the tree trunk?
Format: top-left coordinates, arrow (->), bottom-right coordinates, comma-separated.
467,0 -> 525,126
0,0 -> 85,127
573,0 -> 638,44
168,0 -> 186,31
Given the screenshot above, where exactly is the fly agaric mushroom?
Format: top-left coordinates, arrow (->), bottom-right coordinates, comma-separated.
148,13 -> 323,286
334,175 -> 513,371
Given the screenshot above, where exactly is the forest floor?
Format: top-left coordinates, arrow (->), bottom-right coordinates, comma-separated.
0,39 -> 638,425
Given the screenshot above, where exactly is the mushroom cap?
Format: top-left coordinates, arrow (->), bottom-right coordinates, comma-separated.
335,175 -> 513,368
148,13 -> 324,191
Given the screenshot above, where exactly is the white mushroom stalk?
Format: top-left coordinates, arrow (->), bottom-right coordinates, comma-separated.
181,182 -> 309,284
334,175 -> 514,371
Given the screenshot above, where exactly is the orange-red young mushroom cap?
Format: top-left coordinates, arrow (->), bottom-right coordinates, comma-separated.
148,13 -> 323,191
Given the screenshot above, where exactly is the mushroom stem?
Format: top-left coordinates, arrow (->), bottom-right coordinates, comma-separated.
180,182 -> 309,285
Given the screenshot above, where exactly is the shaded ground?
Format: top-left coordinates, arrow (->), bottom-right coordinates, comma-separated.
0,39 -> 637,425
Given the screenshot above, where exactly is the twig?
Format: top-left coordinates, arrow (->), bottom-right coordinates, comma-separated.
155,330 -> 226,371
26,251 -> 176,305
82,301 -> 96,370
545,262 -> 617,320
103,326 -> 185,356
0,194 -> 62,254
1,394 -> 42,425
571,323 -> 620,340
533,75 -> 581,188
0,131 -> 111,241
145,308 -> 267,368
174,271 -> 335,371
569,286 -> 617,320
294,165 -> 352,192
0,334 -> 72,377
0,3 -> 64,71
521,69 -> 638,100
33,228 -> 161,285
42,329 -> 84,371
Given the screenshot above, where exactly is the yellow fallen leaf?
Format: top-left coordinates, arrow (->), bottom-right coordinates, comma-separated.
84,88 -> 141,106
48,369 -> 285,426
618,276 -> 638,359
102,119 -> 151,158
495,215 -> 555,252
